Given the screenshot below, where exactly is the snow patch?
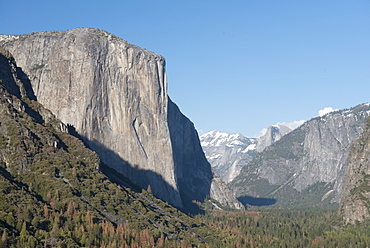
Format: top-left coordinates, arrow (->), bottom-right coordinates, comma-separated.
242,144 -> 256,153
321,189 -> 334,201
0,35 -> 19,42
207,154 -> 222,160
200,130 -> 247,147
211,202 -> 222,210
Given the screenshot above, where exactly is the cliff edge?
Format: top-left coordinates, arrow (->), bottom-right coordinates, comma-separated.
1,28 -> 217,210
340,117 -> 370,223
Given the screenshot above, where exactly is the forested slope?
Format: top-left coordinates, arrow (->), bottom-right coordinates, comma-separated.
0,47 -> 218,247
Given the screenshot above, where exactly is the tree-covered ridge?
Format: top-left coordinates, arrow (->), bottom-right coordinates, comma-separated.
0,70 -> 217,247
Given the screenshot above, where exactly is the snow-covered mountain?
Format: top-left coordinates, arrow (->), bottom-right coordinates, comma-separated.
200,125 -> 293,184
200,131 -> 257,183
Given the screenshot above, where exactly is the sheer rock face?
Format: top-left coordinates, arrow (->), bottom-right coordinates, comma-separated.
340,118 -> 370,223
256,125 -> 291,153
230,104 -> 370,206
2,28 -> 200,207
167,99 -> 213,207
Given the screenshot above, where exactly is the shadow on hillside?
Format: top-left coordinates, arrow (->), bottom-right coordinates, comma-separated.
80,138 -> 186,207
71,99 -> 213,215
0,52 -> 48,125
237,196 -> 277,206
0,52 -> 37,101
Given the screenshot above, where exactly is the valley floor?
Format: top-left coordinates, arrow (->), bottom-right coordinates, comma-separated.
196,206 -> 370,248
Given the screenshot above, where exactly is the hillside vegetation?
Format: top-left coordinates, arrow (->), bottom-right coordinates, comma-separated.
0,48 -> 222,247
0,83 -> 218,247
198,207 -> 370,248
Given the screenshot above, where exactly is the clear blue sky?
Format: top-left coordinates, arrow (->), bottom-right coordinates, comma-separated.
1,1 -> 370,137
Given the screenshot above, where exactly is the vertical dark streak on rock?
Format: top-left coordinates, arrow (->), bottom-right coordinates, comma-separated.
132,118 -> 148,159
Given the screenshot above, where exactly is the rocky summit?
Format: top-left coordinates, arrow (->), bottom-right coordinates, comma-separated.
256,124 -> 291,153
1,28 -> 240,211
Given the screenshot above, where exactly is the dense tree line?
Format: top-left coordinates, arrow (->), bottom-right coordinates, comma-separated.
197,207 -> 370,247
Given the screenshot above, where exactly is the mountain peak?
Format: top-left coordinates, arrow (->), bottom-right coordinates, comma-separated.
256,124 -> 292,152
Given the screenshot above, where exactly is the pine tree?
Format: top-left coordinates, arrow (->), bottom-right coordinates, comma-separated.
147,184 -> 152,194
19,221 -> 27,243
0,230 -> 8,248
85,210 -> 94,229
43,203 -> 49,218
66,201 -> 75,218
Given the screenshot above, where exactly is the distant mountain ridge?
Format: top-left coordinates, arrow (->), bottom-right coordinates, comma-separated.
200,124 -> 292,183
200,131 -> 257,183
229,103 -> 370,207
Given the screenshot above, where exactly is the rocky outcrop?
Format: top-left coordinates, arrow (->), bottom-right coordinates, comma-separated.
0,47 -> 70,174
1,28 -> 239,211
0,47 -> 35,101
230,104 -> 370,207
210,177 -> 245,209
256,125 -> 291,152
340,118 -> 370,223
0,47 -> 61,130
200,131 -> 257,183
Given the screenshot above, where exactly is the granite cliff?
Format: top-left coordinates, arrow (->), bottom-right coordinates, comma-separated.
230,104 -> 370,207
256,124 -> 291,153
340,117 -> 370,223
0,48 -> 219,247
0,28 -> 239,211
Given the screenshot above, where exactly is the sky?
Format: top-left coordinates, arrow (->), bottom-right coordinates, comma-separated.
1,1 -> 370,137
